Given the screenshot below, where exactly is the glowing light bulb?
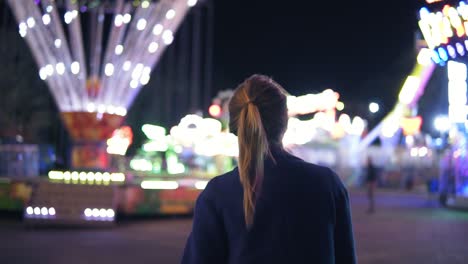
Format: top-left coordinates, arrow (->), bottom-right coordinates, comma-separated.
99,208 -> 107,217
64,11 -> 73,24
26,17 -> 35,28
141,0 -> 150,8
54,39 -> 61,48
123,13 -> 131,24
148,42 -> 159,53
42,14 -> 51,25
92,208 -> 100,217
26,206 -> 33,215
84,208 -> 92,217
45,64 -> 54,76
41,207 -> 48,216
34,207 -> 40,215
136,18 -> 147,31
152,24 -> 163,35
56,62 -> 65,75
162,30 -> 174,45
187,0 -> 197,7
115,44 -> 124,55
71,61 -> 80,74
48,207 -> 56,216
46,5 -> 53,13
105,63 -> 115,76
114,14 -> 123,27
39,68 -> 47,80
106,209 -> 115,218
130,79 -> 139,89
140,74 -> 150,85
166,9 -> 176,19
123,61 -> 131,71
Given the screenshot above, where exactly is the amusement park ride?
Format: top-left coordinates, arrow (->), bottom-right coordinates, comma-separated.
5,0 -> 202,224
360,0 -> 468,208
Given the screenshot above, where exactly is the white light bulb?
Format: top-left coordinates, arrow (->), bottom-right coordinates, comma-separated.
123,61 -> 131,71
130,79 -> 139,89
39,68 -> 47,80
166,9 -> 176,19
140,74 -> 150,85
104,63 -> 115,76
45,64 -> 54,76
106,209 -> 115,218
132,63 -> 144,80
42,14 -> 51,25
64,11 -> 73,24
123,13 -> 131,24
72,10 -> 78,18
87,103 -> 95,112
56,62 -> 65,75
92,208 -> 100,217
152,24 -> 163,35
114,14 -> 123,27
26,206 -> 33,215
54,39 -> 61,48
148,42 -> 159,53
115,44 -> 124,55
116,107 -> 127,116
26,17 -> 35,28
162,30 -> 174,45
48,207 -> 56,216
84,208 -> 92,217
143,66 -> 151,76
136,18 -> 147,31
19,29 -> 27,38
41,207 -> 48,216
187,0 -> 197,7
34,207 -> 40,215
46,5 -> 53,13
99,208 -> 107,217
19,22 -> 27,31
71,61 -> 80,74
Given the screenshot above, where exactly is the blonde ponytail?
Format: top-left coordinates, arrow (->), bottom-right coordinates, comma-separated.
229,74 -> 288,228
237,101 -> 269,227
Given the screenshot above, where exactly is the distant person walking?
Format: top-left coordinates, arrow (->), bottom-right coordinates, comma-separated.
182,74 -> 356,264
366,157 -> 378,213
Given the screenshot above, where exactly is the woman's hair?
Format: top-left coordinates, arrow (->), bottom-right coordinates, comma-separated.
229,74 -> 288,227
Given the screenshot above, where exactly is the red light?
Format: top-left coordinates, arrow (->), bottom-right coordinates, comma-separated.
209,104 -> 222,117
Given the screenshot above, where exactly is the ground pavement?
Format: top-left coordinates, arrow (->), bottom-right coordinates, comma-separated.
1,191 -> 467,264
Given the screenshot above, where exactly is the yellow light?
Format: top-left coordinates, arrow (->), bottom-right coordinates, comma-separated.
398,76 -> 421,105
141,180 -> 179,190
195,181 -> 208,190
335,101 -> 344,111
141,0 -> 150,8
48,171 -> 63,180
111,173 -> 125,182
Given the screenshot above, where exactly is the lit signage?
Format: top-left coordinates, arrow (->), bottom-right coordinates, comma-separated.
418,1 -> 468,64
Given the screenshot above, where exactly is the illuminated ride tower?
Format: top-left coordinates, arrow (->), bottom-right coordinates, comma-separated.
7,0 -> 198,170
360,0 -> 468,208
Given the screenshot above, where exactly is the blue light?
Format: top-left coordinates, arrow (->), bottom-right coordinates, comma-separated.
456,42 -> 466,56
461,185 -> 468,197
438,47 -> 449,61
419,7 -> 430,19
432,50 -> 441,64
447,45 -> 457,59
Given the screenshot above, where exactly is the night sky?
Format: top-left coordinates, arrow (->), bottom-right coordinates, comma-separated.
211,0 -> 428,119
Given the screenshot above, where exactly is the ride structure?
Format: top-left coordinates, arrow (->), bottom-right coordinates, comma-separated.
7,0 -> 198,169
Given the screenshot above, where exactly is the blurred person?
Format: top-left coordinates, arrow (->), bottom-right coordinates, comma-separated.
182,75 -> 356,264
365,157 -> 377,213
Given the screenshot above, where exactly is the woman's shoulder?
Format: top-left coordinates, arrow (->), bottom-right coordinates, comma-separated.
199,168 -> 240,199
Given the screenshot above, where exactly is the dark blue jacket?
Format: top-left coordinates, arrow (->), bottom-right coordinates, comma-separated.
182,150 -> 356,264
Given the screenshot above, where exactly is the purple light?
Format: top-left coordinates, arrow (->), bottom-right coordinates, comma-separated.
80,6 -> 88,12
35,0 -> 41,5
